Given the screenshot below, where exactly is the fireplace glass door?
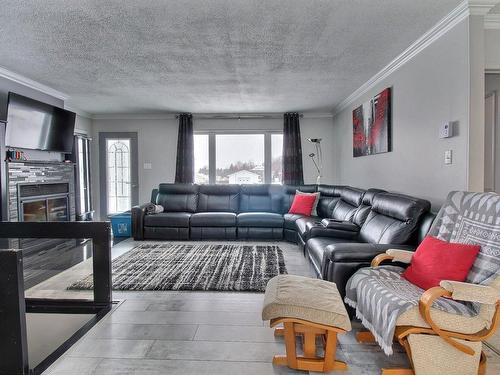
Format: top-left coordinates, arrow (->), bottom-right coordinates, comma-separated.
48,197 -> 69,221
23,200 -> 47,222
21,196 -> 69,222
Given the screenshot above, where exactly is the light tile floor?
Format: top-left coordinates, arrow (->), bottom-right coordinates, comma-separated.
42,239 -> 500,374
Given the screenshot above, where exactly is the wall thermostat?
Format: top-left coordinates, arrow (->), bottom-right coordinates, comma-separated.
439,122 -> 454,139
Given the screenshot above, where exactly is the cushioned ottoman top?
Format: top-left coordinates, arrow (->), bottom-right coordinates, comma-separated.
262,274 -> 351,331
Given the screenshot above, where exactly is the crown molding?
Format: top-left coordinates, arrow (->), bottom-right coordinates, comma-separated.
0,65 -> 68,101
331,0 -> 499,116
91,112 -> 333,121
468,0 -> 500,15
91,113 -> 177,120
485,14 -> 500,28
63,105 -> 93,119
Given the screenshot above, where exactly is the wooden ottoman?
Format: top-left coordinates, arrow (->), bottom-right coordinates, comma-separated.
262,274 -> 351,373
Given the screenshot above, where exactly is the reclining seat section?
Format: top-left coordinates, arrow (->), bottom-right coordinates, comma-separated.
237,185 -> 284,240
296,187 -> 365,249
303,188 -> 386,245
287,185 -> 344,246
190,185 -> 239,240
310,192 -> 431,298
142,183 -> 198,240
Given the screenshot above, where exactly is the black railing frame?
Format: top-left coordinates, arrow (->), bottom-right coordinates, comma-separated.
0,221 -> 113,375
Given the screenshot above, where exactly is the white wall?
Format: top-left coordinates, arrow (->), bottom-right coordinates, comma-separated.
90,115 -> 334,218
74,114 -> 93,136
331,19 -> 470,208
486,29 -> 500,71
485,74 -> 500,193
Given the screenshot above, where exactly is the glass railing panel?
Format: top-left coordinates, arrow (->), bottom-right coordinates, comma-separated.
8,237 -> 95,301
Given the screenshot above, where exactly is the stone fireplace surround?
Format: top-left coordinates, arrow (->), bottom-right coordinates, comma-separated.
7,161 -> 75,222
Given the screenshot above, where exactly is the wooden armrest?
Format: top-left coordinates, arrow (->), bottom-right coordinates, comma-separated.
419,286 -> 475,355
371,254 -> 394,267
371,249 -> 413,267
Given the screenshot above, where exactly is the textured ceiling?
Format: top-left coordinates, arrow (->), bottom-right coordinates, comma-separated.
0,0 -> 462,114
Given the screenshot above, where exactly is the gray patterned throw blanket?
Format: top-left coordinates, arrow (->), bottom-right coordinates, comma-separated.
345,191 -> 500,355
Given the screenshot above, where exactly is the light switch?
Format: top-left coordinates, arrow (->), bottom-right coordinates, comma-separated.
143,162 -> 152,170
444,150 -> 452,165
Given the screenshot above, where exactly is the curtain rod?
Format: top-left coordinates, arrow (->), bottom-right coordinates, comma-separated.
175,113 -> 304,120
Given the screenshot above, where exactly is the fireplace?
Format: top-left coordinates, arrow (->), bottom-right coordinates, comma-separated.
18,183 -> 70,222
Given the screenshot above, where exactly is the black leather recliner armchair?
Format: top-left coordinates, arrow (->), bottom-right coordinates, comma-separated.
305,192 -> 434,298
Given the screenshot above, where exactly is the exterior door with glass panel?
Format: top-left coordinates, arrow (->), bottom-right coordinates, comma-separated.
99,132 -> 139,218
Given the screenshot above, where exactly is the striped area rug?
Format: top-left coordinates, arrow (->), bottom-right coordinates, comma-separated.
68,242 -> 287,292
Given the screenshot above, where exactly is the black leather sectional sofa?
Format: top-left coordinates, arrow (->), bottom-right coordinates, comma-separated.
132,183 -> 434,297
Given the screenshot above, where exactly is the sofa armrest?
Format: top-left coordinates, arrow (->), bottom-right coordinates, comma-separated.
308,226 -> 360,240
320,219 -> 360,232
439,280 -> 500,305
132,203 -> 151,240
324,243 -> 415,264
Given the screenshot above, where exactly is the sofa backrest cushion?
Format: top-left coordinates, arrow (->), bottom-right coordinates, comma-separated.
156,183 -> 199,213
151,188 -> 159,204
330,187 -> 365,221
282,185 -> 317,213
317,185 -> 343,218
352,188 -> 386,227
359,192 -> 431,244
240,184 -> 282,213
197,185 -> 240,212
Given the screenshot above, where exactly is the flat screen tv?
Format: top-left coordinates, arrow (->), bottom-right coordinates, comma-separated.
5,92 -> 76,153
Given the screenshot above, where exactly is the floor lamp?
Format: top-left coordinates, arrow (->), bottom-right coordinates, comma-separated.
307,138 -> 323,184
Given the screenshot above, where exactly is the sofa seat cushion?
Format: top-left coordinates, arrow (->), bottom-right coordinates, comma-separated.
296,216 -> 321,237
237,212 -> 284,228
144,212 -> 191,227
190,212 -> 237,227
305,220 -> 360,241
283,213 -> 304,230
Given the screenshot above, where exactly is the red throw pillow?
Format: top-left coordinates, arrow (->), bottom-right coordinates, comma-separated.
288,193 -> 318,216
402,236 -> 480,290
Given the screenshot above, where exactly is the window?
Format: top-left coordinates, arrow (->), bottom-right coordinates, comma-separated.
194,132 -> 283,184
216,134 -> 264,184
75,135 -> 92,219
194,134 -> 209,184
106,139 -> 131,214
271,134 -> 283,184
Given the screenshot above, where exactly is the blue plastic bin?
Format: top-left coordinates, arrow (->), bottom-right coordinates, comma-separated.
110,211 -> 132,237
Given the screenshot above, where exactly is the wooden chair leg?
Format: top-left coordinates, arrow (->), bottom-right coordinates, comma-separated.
356,330 -> 376,343
283,321 -> 298,368
274,327 -> 285,337
380,369 -> 414,375
270,318 -> 348,373
323,329 -> 348,372
303,331 -> 316,358
478,351 -> 487,375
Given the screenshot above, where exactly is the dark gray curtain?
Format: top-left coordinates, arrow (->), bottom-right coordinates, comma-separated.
174,113 -> 194,183
282,112 -> 304,185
